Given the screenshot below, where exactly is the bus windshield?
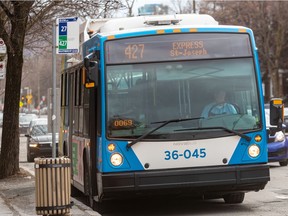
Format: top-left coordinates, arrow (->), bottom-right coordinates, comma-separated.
106,57 -> 261,140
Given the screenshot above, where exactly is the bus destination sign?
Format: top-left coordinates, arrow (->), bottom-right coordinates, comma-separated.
105,33 -> 252,64
124,40 -> 207,61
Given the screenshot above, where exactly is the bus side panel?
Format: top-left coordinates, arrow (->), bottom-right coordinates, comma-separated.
71,135 -> 85,186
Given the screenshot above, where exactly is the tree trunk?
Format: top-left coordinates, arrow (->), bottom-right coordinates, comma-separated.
0,52 -> 22,178
0,1 -> 33,179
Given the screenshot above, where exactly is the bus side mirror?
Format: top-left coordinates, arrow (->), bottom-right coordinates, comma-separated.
88,61 -> 98,83
83,58 -> 98,88
84,56 -> 90,69
270,98 -> 284,130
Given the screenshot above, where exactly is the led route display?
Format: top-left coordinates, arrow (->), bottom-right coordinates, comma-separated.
105,33 -> 252,64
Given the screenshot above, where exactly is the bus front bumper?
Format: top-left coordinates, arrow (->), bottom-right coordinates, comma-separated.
101,164 -> 270,198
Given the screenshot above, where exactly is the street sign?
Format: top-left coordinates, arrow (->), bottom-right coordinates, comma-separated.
56,17 -> 80,54
0,38 -> 7,55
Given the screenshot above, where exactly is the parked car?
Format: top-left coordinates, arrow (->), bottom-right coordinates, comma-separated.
265,109 -> 288,166
25,122 -> 58,162
19,114 -> 37,134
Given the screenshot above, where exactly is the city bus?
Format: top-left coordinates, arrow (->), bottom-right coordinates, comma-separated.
59,14 -> 284,211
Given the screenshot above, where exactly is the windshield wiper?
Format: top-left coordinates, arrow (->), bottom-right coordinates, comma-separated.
126,117 -> 203,149
176,126 -> 251,141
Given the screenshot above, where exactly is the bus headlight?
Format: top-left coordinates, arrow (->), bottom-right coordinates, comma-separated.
110,153 -> 123,166
248,144 -> 260,158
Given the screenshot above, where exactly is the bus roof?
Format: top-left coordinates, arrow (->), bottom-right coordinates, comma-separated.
84,14 -> 218,38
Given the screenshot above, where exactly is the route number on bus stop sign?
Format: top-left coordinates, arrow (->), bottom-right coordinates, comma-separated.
56,17 -> 80,54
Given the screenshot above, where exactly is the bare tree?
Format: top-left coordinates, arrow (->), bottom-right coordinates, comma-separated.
123,0 -> 136,17
199,1 -> 288,100
170,0 -> 197,14
24,0 -> 123,54
0,0 -> 122,179
0,1 -> 35,178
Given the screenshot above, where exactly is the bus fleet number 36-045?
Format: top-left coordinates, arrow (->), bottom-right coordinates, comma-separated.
164,148 -> 207,160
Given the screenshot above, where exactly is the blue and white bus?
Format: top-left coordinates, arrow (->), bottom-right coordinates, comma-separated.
60,14 -> 283,212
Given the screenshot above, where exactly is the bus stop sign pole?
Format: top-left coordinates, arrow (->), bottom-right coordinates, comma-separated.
52,22 -> 57,158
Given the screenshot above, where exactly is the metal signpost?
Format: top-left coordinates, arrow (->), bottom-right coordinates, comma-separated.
52,17 -> 80,157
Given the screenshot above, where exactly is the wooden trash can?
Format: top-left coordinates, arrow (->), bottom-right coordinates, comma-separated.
34,157 -> 72,215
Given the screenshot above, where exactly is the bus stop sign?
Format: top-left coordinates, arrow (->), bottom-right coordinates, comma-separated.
56,17 -> 80,54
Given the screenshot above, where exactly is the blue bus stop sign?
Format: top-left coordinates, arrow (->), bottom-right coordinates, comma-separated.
56,17 -> 80,54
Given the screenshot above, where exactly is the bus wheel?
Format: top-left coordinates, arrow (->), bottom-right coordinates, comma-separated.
223,192 -> 245,204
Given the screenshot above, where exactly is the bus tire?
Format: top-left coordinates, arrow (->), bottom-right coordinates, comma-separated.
223,192 -> 245,204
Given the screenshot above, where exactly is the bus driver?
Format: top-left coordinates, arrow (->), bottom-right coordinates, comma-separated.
201,88 -> 238,118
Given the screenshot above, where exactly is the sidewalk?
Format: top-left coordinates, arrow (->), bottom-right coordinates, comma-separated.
0,195 -> 14,216
0,166 -> 101,216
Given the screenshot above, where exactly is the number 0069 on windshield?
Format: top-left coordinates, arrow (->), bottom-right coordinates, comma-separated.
109,119 -> 136,130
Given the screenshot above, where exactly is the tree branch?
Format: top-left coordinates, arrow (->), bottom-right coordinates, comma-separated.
0,1 -> 13,20
26,0 -> 62,31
